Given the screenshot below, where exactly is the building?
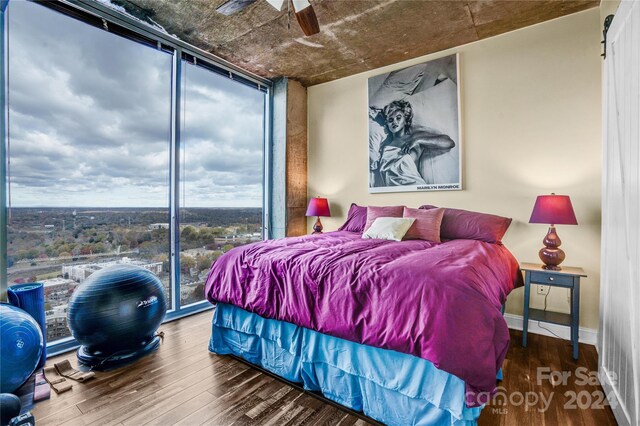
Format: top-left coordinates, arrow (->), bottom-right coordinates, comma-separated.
182,247 -> 217,258
62,257 -> 163,283
45,305 -> 71,341
148,223 -> 170,230
42,277 -> 77,307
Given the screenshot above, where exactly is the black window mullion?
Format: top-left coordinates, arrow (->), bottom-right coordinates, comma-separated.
170,48 -> 182,313
1,0 -> 8,296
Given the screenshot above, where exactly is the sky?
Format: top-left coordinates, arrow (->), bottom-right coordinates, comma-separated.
6,1 -> 266,208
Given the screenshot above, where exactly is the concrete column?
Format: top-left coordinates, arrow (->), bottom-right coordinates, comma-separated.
269,78 -> 308,239
285,80 -> 308,237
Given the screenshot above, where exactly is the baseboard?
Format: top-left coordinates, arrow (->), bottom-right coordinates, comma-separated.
599,365 -> 632,425
504,313 -> 598,346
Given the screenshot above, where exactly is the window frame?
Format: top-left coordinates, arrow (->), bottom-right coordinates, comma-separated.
1,0 -> 273,356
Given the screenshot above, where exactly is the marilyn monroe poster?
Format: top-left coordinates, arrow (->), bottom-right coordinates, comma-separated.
368,54 -> 461,193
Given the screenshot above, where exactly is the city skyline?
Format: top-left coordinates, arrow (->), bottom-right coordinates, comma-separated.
7,205 -> 263,342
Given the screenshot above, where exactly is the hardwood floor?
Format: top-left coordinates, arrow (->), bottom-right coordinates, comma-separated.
32,311 -> 616,425
479,330 -> 617,426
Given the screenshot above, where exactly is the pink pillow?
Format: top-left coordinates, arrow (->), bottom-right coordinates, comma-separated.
364,206 -> 404,232
419,205 -> 512,243
338,203 -> 367,233
403,207 -> 444,242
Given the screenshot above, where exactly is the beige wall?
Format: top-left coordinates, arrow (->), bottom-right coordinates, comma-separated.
600,0 -> 621,21
307,9 -> 602,329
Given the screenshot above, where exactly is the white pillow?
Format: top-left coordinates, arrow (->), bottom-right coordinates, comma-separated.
362,217 -> 415,241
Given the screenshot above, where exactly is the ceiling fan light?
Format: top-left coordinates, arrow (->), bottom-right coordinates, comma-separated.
292,0 -> 311,12
266,0 -> 285,11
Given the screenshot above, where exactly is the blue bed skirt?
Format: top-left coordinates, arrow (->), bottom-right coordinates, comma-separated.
209,303 -> 486,425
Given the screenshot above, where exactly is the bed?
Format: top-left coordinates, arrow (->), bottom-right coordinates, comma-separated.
205,229 -> 521,425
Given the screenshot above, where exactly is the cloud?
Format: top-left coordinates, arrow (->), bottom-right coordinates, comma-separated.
6,1 -> 266,208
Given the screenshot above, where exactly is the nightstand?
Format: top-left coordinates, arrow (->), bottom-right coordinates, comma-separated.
520,262 -> 587,360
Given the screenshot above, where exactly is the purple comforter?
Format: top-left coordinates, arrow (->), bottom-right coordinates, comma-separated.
205,231 -> 522,406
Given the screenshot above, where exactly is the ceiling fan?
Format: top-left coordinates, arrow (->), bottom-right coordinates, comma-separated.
216,0 -> 320,36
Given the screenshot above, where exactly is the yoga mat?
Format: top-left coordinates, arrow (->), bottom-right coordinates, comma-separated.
13,373 -> 36,414
8,283 -> 47,369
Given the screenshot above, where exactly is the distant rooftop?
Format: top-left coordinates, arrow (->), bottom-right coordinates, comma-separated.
42,277 -> 76,287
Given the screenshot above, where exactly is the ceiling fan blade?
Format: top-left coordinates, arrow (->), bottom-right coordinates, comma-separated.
219,0 -> 319,36
294,3 -> 320,36
266,0 -> 285,11
216,0 -> 257,16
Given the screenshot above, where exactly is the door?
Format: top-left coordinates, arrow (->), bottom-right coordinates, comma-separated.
600,1 -> 640,425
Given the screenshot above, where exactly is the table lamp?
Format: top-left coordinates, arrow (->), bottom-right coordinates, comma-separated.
529,193 -> 578,270
306,197 -> 331,234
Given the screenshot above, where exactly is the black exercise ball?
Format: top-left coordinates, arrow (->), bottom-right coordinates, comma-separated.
68,264 -> 167,369
0,393 -> 21,426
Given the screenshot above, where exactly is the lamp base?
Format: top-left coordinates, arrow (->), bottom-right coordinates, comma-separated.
540,259 -> 563,271
312,217 -> 323,234
538,225 -> 565,270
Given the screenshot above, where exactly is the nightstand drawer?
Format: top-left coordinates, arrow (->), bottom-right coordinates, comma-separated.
529,271 -> 574,286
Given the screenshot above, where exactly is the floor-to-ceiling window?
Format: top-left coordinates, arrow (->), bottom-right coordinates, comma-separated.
2,0 -> 270,351
5,0 -> 173,343
179,60 -> 266,306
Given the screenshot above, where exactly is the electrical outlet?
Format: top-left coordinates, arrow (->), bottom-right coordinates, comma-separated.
537,285 -> 549,295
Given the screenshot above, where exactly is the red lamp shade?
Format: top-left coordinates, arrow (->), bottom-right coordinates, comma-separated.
529,194 -> 577,225
305,197 -> 331,217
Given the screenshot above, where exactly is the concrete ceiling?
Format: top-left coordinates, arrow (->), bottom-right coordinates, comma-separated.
114,0 -> 599,86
